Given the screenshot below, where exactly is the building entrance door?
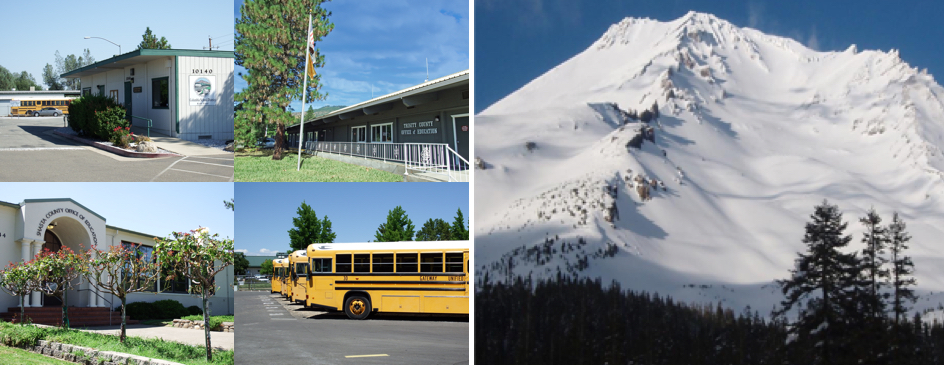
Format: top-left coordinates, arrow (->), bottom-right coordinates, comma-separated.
41,230 -> 64,307
124,82 -> 132,122
452,114 -> 469,164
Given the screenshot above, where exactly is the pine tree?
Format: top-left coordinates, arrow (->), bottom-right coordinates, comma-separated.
287,201 -> 335,252
374,206 -> 415,242
451,208 -> 469,240
416,218 -> 451,241
136,27 -> 172,50
235,0 -> 333,160
777,200 -> 860,364
859,207 -> 889,319
887,212 -> 917,324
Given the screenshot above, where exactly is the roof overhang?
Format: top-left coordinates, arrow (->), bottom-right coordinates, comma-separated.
61,49 -> 234,79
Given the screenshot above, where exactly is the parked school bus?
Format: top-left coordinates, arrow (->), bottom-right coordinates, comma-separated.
289,250 -> 308,304
271,258 -> 286,294
304,241 -> 469,319
10,99 -> 73,116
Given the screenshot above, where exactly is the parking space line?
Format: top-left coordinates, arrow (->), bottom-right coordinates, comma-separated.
168,169 -> 233,179
0,147 -> 85,151
177,159 -> 234,168
150,157 -> 187,182
345,354 -> 389,358
185,156 -> 234,161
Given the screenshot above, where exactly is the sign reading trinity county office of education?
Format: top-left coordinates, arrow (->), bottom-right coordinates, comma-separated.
189,74 -> 217,106
401,120 -> 438,135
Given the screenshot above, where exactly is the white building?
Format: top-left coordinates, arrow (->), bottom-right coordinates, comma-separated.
0,198 -> 234,315
61,49 -> 234,141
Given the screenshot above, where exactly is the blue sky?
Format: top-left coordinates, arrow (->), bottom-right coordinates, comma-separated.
0,0 -> 233,90
234,0 -> 470,113
234,183 -> 469,256
475,0 -> 944,113
0,183 -> 234,240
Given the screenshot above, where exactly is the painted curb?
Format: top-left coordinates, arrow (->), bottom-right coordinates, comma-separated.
53,130 -> 180,159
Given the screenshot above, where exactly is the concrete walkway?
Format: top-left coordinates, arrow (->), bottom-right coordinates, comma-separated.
68,324 -> 234,351
129,126 -> 229,157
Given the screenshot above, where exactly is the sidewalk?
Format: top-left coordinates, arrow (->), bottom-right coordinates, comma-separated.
69,324 -> 234,350
129,126 -> 229,157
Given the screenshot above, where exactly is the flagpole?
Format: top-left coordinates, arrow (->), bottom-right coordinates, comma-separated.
297,13 -> 312,171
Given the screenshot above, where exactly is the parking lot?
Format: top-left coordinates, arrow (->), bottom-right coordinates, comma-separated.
0,116 -> 233,182
234,291 -> 469,364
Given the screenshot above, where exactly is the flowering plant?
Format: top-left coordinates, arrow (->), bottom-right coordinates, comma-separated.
0,260 -> 42,323
111,126 -> 133,148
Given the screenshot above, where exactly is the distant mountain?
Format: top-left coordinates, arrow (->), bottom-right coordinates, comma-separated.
475,11 -> 944,316
290,105 -> 347,120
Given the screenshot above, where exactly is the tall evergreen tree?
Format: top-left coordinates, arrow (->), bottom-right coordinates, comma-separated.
887,212 -> 917,324
777,200 -> 860,365
287,201 -> 336,252
235,0 -> 333,160
374,206 -> 415,242
451,208 -> 469,240
416,218 -> 451,241
859,207 -> 889,318
136,27 -> 172,50
42,64 -> 62,90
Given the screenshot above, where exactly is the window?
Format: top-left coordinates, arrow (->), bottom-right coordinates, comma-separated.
121,241 -> 156,292
311,258 -> 332,273
351,126 -> 366,142
82,87 -> 91,96
420,252 -> 443,273
353,253 -> 370,272
396,253 -> 418,273
445,253 -> 464,273
295,262 -> 309,277
97,85 -> 104,96
151,77 -> 169,109
336,254 -> 352,273
372,253 -> 394,273
371,123 -> 393,143
109,90 -> 119,103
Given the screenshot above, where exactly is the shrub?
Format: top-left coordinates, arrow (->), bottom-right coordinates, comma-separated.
187,305 -> 203,316
124,301 -> 154,320
152,299 -> 190,319
67,94 -> 128,141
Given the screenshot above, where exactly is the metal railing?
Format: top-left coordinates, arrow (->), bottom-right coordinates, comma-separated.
302,141 -> 470,182
130,116 -> 153,137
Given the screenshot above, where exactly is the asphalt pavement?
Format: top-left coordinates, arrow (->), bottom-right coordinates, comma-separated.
234,291 -> 469,365
0,116 -> 232,181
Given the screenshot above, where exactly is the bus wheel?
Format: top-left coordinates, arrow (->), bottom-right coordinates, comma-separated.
344,295 -> 371,320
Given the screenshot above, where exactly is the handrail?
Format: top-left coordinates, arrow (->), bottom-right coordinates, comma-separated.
76,288 -> 115,326
130,115 -> 153,137
303,141 -> 469,182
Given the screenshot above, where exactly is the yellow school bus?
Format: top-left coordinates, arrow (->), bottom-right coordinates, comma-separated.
10,99 -> 73,116
289,250 -> 309,304
304,241 -> 469,319
271,258 -> 286,294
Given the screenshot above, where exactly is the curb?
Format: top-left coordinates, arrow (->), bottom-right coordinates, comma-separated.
29,339 -> 184,365
53,130 -> 181,159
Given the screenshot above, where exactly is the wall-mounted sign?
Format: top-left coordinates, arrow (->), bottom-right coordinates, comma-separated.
401,120 -> 438,135
189,75 -> 217,106
35,208 -> 98,245
133,87 -> 143,93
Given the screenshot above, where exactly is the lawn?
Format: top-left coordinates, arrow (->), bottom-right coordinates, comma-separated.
0,345 -> 71,364
0,322 -> 233,365
234,149 -> 402,182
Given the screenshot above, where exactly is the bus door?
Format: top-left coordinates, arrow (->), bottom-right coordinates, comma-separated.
310,257 -> 334,306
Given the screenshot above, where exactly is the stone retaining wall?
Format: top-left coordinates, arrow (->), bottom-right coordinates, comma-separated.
171,319 -> 235,333
30,340 -> 184,365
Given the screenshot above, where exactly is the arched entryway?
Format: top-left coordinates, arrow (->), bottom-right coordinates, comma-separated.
40,229 -> 64,307
38,216 -> 93,308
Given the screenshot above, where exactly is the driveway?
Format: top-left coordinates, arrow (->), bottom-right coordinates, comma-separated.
0,117 -> 233,182
235,291 -> 469,365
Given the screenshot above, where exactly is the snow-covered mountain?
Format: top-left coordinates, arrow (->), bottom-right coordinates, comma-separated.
475,11 -> 944,316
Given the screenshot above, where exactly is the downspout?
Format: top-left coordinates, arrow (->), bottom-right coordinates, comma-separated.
174,57 -> 180,135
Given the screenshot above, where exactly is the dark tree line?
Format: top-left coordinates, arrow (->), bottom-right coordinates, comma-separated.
476,200 -> 944,364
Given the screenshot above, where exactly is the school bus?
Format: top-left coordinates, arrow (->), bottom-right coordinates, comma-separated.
289,250 -> 309,304
10,99 -> 73,116
271,258 -> 286,294
304,241 -> 469,319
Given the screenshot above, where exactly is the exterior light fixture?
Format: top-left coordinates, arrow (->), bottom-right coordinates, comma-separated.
433,116 -> 440,123
47,222 -> 57,230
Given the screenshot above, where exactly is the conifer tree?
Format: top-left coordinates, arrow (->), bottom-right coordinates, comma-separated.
416,218 -> 451,241
136,27 -> 172,50
235,0 -> 333,160
287,201 -> 335,252
451,208 -> 469,240
859,207 -> 889,319
374,206 -> 414,242
777,200 -> 859,364
887,212 -> 917,324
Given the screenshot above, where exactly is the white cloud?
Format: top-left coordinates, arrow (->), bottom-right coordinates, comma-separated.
806,25 -> 821,51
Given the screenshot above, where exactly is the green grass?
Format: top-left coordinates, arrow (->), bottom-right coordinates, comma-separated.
234,150 -> 402,182
0,344 -> 72,364
0,322 -> 233,365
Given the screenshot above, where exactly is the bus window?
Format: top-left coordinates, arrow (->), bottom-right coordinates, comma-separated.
336,254 -> 352,273
372,253 -> 394,273
353,254 -> 370,272
421,252 -> 443,273
396,253 -> 418,273
445,253 -> 463,273
311,258 -> 332,273
295,262 -> 308,277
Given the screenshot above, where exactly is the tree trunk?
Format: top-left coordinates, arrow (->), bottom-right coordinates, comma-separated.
203,291 -> 212,361
120,296 -> 127,343
19,294 -> 25,323
272,122 -> 285,160
61,289 -> 69,328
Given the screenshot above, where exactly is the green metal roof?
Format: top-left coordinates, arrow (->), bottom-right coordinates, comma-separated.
246,256 -> 276,267
61,49 -> 234,78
